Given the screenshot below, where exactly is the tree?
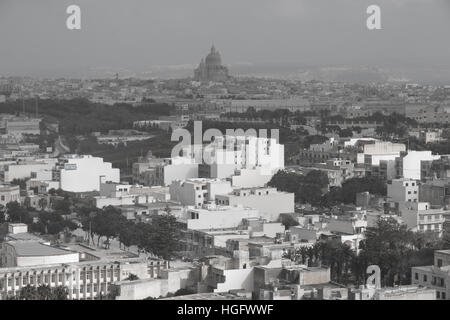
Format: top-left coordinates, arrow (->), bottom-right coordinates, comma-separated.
278,214 -> 299,229
51,286 -> 69,300
16,285 -> 69,300
142,215 -> 180,260
125,274 -> 139,281
5,202 -> 32,224
118,221 -> 139,250
53,197 -> 72,215
36,285 -> 53,300
92,206 -> 127,248
34,211 -> 78,235
18,285 -> 39,300
0,205 -> 5,224
268,170 -> 329,205
359,218 -> 416,286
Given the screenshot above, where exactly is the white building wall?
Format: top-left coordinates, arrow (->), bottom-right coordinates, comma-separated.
163,164 -> 199,186
59,156 -> 120,192
187,207 -> 259,230
216,190 -> 295,222
401,151 -> 440,180
16,253 -> 79,268
214,268 -> 254,293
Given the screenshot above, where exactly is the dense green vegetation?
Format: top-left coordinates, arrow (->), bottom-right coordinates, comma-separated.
0,98 -> 175,135
78,205 -> 181,260
268,171 -> 386,206
10,285 -> 69,300
286,218 -> 450,286
268,170 -> 329,204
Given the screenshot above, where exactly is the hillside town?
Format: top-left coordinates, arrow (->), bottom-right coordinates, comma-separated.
1,45 -> 450,301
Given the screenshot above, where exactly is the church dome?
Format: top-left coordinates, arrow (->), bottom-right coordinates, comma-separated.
205,45 -> 222,66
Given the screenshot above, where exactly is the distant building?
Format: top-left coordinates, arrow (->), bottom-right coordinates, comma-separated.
194,45 -> 230,82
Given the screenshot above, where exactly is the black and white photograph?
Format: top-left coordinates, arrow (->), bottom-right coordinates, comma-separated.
0,0 -> 450,311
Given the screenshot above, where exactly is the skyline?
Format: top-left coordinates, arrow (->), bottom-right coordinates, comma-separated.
0,0 -> 450,81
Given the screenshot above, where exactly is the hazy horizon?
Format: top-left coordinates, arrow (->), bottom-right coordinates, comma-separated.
1,0 -> 450,82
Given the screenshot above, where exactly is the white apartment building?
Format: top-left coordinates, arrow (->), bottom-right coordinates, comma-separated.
231,168 -> 275,188
169,178 -> 232,207
156,157 -> 199,187
387,179 -> 419,203
357,141 -> 406,166
0,160 -> 57,183
58,155 -> 120,193
201,135 -> 284,178
185,204 -> 259,230
0,184 -> 20,206
93,182 -> 157,208
399,202 -> 446,236
215,187 -> 295,222
396,151 -> 441,180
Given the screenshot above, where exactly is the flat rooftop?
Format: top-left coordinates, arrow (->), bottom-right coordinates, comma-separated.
9,241 -> 76,257
161,293 -> 249,300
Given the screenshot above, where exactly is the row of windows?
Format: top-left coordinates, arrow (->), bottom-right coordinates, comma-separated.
1,270 -> 121,289
2,274 -> 66,288
415,273 -> 446,288
437,291 -> 447,299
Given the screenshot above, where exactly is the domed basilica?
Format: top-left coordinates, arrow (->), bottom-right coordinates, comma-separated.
194,45 -> 230,82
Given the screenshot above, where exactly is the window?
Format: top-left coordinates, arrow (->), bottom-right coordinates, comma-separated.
437,292 -> 441,299
423,275 -> 427,282
443,292 -> 446,300
415,273 -> 419,280
437,259 -> 443,268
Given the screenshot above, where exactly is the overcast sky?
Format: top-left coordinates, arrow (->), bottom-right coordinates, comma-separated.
0,0 -> 449,77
